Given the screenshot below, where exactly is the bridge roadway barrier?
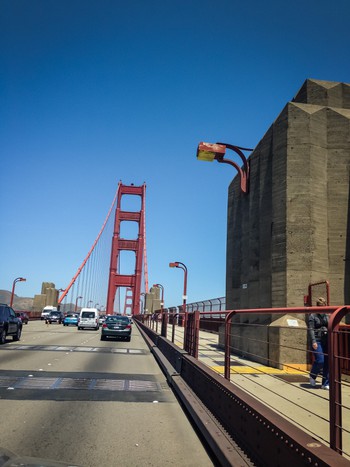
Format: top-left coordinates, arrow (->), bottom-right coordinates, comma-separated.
134,316 -> 350,466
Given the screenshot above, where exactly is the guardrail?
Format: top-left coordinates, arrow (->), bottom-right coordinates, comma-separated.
135,307 -> 350,463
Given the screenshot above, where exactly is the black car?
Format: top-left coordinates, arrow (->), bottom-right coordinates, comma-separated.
46,311 -> 64,324
101,315 -> 132,341
0,304 -> 23,344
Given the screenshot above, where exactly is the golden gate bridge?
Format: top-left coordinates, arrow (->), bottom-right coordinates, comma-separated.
58,182 -> 148,315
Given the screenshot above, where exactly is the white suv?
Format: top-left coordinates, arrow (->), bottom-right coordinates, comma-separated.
78,308 -> 99,330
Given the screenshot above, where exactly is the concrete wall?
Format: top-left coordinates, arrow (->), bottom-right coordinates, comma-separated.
33,282 -> 58,311
144,286 -> 162,314
224,79 -> 350,363
226,79 -> 350,311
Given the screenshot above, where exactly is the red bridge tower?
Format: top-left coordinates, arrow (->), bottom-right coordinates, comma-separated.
106,183 -> 146,315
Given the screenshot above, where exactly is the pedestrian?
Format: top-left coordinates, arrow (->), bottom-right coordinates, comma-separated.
308,297 -> 329,389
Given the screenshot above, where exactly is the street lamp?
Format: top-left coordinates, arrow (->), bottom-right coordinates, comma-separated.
10,277 -> 26,307
196,142 -> 253,194
75,296 -> 83,312
169,262 -> 187,326
153,283 -> 164,310
87,300 -> 93,307
95,303 -> 99,309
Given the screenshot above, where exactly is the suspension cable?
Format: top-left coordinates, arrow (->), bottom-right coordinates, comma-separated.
58,186 -> 119,304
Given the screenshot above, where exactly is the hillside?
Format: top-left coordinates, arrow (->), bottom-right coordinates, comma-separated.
0,290 -> 34,311
0,290 -> 74,312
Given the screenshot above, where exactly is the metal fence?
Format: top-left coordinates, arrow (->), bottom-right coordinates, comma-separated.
135,305 -> 350,459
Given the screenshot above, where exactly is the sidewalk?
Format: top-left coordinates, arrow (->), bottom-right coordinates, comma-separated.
165,324 -> 350,459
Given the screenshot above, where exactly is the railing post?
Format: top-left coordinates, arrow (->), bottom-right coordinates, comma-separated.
184,311 -> 200,357
171,313 -> 178,343
328,306 -> 349,453
225,311 -> 236,380
194,310 -> 200,358
161,311 -> 168,337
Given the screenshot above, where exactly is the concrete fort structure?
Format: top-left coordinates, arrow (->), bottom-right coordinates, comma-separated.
32,282 -> 59,312
225,79 -> 350,365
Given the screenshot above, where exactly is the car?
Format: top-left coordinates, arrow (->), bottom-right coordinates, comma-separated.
16,312 -> 29,324
78,308 -> 99,330
98,314 -> 106,325
101,315 -> 132,341
46,311 -> 64,324
41,306 -> 57,320
62,313 -> 79,326
0,304 -> 23,344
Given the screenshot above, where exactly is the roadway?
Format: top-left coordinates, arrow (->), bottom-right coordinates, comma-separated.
0,320 -> 215,467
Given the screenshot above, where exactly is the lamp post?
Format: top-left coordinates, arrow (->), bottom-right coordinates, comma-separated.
95,303 -> 99,310
196,142 -> 253,194
75,296 -> 83,312
153,283 -> 164,310
169,262 -> 187,327
87,300 -> 93,307
10,277 -> 26,308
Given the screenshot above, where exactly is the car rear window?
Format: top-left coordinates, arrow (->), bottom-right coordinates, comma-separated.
106,316 -> 129,324
82,312 -> 95,318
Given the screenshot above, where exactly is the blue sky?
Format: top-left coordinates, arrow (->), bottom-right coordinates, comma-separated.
1,0 -> 350,309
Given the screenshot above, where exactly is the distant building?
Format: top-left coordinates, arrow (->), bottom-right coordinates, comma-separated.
33,282 -> 59,311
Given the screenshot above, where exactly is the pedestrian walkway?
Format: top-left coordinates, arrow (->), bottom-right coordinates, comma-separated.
164,324 -> 350,459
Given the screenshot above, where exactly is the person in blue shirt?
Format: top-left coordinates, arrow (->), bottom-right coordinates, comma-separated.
308,297 -> 329,389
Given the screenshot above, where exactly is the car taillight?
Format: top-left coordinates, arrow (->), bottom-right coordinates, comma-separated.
103,323 -> 107,328
126,325 -> 131,329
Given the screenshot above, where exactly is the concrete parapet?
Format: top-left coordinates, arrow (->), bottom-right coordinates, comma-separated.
268,315 -> 308,370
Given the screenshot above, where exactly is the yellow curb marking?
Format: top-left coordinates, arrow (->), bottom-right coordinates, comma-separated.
210,365 -> 306,375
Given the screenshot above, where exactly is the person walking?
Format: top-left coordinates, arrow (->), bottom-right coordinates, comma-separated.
308,297 -> 329,389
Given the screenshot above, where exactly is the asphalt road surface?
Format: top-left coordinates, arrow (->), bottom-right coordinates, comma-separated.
0,319 -> 215,467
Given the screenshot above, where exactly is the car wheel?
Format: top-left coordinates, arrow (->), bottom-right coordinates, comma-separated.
100,335 -> 106,341
78,327 -> 81,330
126,336 -> 131,342
13,327 -> 21,341
0,329 -> 6,345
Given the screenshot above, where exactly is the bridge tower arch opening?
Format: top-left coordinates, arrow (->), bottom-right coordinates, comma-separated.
106,182 -> 147,315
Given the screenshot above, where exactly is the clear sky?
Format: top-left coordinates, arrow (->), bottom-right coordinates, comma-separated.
1,0 -> 350,309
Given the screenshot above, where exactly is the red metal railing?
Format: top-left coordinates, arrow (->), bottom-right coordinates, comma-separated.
135,306 -> 350,458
